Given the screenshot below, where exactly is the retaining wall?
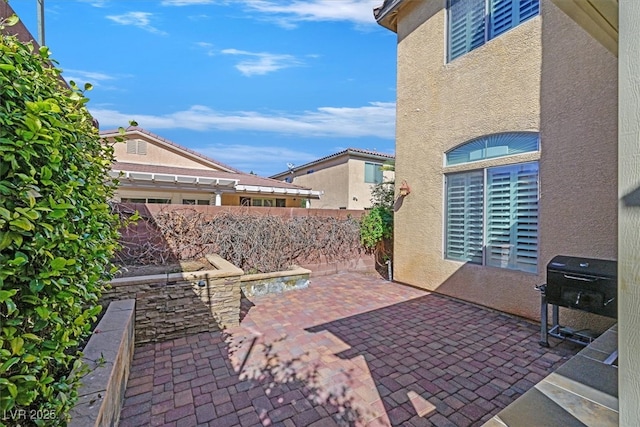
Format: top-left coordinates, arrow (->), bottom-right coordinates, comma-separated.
68,299 -> 135,427
101,254 -> 243,344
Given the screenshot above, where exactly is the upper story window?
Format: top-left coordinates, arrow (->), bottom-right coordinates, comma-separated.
448,0 -> 540,61
364,162 -> 383,184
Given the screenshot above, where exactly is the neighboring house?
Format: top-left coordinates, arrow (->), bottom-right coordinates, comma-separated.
270,149 -> 394,210
374,0 -> 617,325
101,127 -> 322,207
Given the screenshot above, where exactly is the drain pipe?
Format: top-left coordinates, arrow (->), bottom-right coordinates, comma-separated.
386,259 -> 393,281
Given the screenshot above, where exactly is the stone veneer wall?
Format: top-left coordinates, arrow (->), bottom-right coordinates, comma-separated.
69,299 -> 135,427
241,267 -> 311,297
101,254 -> 243,344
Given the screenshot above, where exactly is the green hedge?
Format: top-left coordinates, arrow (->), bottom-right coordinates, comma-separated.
1,19 -> 120,425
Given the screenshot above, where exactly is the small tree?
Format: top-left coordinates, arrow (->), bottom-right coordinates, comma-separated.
0,18 -> 120,423
360,175 -> 395,275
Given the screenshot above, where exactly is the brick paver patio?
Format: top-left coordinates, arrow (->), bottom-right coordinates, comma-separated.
118,272 -> 579,427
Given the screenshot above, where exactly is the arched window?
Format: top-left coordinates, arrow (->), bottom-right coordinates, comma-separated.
444,133 -> 539,273
446,132 -> 539,166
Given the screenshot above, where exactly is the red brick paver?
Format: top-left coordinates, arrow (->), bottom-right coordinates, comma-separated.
118,272 -> 579,426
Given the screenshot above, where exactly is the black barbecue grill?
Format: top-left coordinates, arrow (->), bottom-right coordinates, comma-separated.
537,255 -> 617,347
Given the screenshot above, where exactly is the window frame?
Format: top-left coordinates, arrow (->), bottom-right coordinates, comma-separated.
364,162 -> 384,184
442,160 -> 540,274
443,132 -> 541,273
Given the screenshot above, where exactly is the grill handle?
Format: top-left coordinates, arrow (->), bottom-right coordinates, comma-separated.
563,274 -> 597,282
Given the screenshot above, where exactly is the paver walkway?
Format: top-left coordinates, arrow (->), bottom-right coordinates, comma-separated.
118,272 -> 579,427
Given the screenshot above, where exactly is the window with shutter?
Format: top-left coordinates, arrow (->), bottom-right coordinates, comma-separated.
449,0 -> 486,61
444,135 -> 539,273
485,163 -> 538,272
514,163 -> 538,271
490,0 -> 514,38
448,0 -> 539,61
445,171 -> 484,264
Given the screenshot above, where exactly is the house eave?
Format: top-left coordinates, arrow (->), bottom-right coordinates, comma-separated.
110,170 -> 239,191
550,0 -> 618,56
374,0 -> 405,33
234,185 -> 323,200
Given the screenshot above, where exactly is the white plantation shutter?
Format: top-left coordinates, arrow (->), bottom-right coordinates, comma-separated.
446,171 -> 484,264
448,0 -> 486,61
486,163 -> 538,272
486,166 -> 514,268
514,163 -> 538,271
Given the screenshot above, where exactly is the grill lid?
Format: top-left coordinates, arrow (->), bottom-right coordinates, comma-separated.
547,255 -> 617,279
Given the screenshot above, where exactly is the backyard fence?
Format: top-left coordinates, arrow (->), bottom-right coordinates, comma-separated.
113,203 -> 374,276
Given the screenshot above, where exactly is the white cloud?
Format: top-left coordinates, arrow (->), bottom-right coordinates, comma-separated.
241,0 -> 380,28
221,49 -> 303,76
159,0 -> 381,28
106,12 -> 167,35
195,42 -> 216,56
91,102 -> 395,139
199,144 -> 318,174
63,69 -> 115,86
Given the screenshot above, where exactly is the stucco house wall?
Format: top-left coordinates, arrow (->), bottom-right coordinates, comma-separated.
391,0 -> 617,325
112,136 -> 217,171
271,149 -> 395,210
290,161 -> 351,209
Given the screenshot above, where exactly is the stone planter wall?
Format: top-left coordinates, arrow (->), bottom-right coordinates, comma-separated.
69,299 -> 135,427
101,254 -> 243,344
241,267 -> 311,297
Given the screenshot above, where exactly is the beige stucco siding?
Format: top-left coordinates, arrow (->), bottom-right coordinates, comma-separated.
347,159 -> 394,210
393,0 -> 617,323
538,1 -> 618,330
292,162 -> 351,209
112,135 -> 217,171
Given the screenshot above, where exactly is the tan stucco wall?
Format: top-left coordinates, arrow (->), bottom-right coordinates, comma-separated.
346,159 -> 395,210
290,158 -> 394,209
291,162 -> 351,209
619,0 -> 640,421
393,0 -> 617,323
112,135 -> 218,171
538,1 -> 618,331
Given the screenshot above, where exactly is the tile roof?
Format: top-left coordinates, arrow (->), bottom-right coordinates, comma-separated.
270,148 -> 395,178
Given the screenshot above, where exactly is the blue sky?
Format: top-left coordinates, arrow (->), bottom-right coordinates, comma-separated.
10,0 -> 397,176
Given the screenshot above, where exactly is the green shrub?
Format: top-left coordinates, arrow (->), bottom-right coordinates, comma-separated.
0,21 -> 120,425
360,205 -> 393,250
